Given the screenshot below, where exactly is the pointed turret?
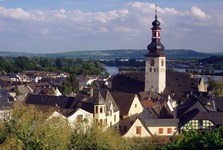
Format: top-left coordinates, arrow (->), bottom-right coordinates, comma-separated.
94,91 -> 105,105
145,5 -> 165,57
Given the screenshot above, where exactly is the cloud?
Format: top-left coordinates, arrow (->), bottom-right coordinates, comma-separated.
191,6 -> 207,19
0,2 -> 222,53
99,27 -> 109,33
0,7 -> 30,20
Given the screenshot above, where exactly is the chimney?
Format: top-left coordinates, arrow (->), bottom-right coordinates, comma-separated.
212,100 -> 216,110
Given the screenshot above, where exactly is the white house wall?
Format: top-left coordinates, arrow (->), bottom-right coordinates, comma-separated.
148,126 -> 178,136
68,108 -> 93,126
124,118 -> 151,138
128,95 -> 144,121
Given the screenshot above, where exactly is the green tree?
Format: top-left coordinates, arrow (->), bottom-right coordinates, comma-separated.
207,78 -> 223,97
15,56 -> 37,71
62,74 -> 79,95
69,122 -> 128,150
162,127 -> 223,150
0,102 -> 72,150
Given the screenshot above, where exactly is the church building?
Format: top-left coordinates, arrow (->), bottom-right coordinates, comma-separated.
111,6 -> 222,137
145,8 -> 166,93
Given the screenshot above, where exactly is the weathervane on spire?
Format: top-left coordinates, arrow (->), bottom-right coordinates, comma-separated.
155,3 -> 158,18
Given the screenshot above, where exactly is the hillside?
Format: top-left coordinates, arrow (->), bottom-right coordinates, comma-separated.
198,56 -> 223,69
0,49 -> 216,60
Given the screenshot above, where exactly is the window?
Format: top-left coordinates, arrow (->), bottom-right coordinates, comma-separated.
110,110 -> 112,116
100,107 -> 103,113
154,68 -> 156,72
100,119 -> 103,124
114,114 -> 116,122
167,128 -> 172,134
159,128 -> 163,134
135,104 -> 137,108
149,68 -> 152,72
136,126 -> 141,134
150,59 -> 155,66
95,119 -> 98,123
95,106 -> 98,113
161,59 -> 164,67
76,115 -> 83,121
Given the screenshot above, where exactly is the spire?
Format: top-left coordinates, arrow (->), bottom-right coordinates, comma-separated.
155,3 -> 158,19
152,3 -> 160,29
145,4 -> 165,57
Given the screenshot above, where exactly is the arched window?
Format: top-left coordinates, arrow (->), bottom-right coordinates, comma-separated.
150,59 -> 155,66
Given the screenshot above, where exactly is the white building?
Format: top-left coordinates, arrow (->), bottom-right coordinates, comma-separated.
145,10 -> 166,94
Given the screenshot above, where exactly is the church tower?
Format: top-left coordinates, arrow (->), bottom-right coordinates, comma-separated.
145,6 -> 166,93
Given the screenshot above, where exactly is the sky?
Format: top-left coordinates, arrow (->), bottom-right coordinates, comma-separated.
0,0 -> 222,53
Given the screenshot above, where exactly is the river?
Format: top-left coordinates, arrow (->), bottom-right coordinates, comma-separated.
105,66 -> 119,76
105,66 -> 223,81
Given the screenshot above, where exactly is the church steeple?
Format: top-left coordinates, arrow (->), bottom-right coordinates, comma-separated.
144,5 -> 166,93
145,5 -> 165,57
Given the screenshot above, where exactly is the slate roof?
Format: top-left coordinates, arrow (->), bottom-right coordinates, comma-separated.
143,118 -> 179,127
152,103 -> 174,119
112,73 -> 144,94
177,96 -> 208,118
94,91 -> 106,105
25,94 -> 78,109
203,112 -> 223,126
26,83 -> 50,92
0,89 -> 13,109
179,108 -> 223,128
165,72 -> 207,103
75,88 -> 119,114
24,93 -> 94,118
112,71 -> 202,101
213,97 -> 223,111
112,92 -> 135,116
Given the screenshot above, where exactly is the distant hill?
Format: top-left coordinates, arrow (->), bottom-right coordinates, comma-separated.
198,56 -> 223,69
0,49 -> 218,60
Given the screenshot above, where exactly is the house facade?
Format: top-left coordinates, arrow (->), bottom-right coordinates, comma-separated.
112,92 -> 144,134
124,118 -> 179,138
49,108 -> 93,128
